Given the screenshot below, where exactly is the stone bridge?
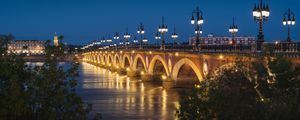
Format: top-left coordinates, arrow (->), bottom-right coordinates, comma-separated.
81,50 -> 263,87
81,50 -> 300,87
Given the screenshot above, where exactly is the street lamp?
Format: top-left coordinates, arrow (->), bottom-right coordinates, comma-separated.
155,32 -> 161,46
171,27 -> 179,47
106,36 -> 113,49
137,23 -> 145,49
229,17 -> 238,46
114,32 -> 120,50
283,9 -> 296,42
191,7 -> 204,51
133,36 -> 138,44
142,36 -> 148,44
101,36 -> 106,49
123,29 -> 131,49
252,0 -> 270,51
158,16 -> 168,50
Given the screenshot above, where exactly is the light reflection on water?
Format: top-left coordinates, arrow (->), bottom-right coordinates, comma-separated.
77,62 -> 182,120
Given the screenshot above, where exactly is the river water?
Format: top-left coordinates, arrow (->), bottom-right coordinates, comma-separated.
77,62 -> 184,120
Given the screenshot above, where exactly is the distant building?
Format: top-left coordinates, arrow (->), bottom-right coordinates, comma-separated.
54,32 -> 59,47
7,40 -> 46,55
189,34 -> 256,45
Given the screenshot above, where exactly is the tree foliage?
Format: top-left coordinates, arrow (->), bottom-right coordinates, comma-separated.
177,57 -> 300,120
0,34 -> 14,54
0,35 -> 91,119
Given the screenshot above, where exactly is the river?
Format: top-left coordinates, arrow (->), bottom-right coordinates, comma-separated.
77,62 -> 185,120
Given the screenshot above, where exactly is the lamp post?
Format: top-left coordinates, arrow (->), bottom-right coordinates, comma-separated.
123,29 -> 131,49
171,27 -> 179,47
101,36 -> 106,49
106,36 -> 113,50
133,36 -> 138,44
191,7 -> 204,51
155,32 -> 161,46
113,32 -> 120,50
142,36 -> 148,45
229,17 -> 238,51
137,23 -> 145,49
252,0 -> 270,51
158,16 -> 168,50
283,9 -> 296,42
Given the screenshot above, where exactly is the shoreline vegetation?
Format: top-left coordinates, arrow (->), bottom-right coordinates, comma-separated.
0,34 -> 92,120
177,57 -> 300,120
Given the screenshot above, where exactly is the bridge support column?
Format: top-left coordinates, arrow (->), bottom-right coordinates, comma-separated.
141,73 -> 153,82
117,68 -> 127,75
162,80 -> 176,89
126,69 -> 137,78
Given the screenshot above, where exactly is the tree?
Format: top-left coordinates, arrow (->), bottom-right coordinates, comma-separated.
177,62 -> 265,120
263,57 -> 300,120
58,35 -> 64,45
177,57 -> 300,120
0,34 -> 15,54
0,35 -> 91,119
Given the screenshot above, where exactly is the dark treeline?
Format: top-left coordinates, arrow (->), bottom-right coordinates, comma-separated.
177,56 -> 300,120
0,34 -> 91,120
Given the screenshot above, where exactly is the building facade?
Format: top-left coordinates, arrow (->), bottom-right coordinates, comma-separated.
7,40 -> 46,55
189,34 -> 256,45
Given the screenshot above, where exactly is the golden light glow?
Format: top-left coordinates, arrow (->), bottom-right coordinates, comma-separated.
141,71 -> 145,75
116,65 -> 119,69
126,67 -> 131,71
195,84 -> 201,88
149,51 -> 152,54
229,40 -> 233,45
120,51 -> 123,54
175,52 -> 179,56
161,75 -> 167,80
131,50 -> 135,54
219,55 -> 224,59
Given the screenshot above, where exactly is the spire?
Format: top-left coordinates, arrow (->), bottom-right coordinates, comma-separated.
54,32 -> 59,47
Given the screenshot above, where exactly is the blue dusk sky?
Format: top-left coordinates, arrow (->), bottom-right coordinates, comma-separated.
0,0 -> 299,45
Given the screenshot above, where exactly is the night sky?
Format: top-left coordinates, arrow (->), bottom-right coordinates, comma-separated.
0,0 -> 299,45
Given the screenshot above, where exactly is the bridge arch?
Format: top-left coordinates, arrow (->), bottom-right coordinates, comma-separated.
114,54 -> 121,66
132,54 -> 147,71
108,54 -> 113,64
93,55 -> 97,63
172,58 -> 203,82
148,55 -> 169,76
96,55 -> 101,64
122,54 -> 132,68
100,55 -> 104,63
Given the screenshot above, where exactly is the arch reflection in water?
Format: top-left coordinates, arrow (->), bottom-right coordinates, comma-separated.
78,62 -> 181,120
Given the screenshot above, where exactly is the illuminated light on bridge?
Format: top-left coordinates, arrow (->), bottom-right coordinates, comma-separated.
161,75 -> 167,80
219,55 -> 224,59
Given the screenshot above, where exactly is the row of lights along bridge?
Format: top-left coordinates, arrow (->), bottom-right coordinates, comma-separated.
82,0 -> 297,52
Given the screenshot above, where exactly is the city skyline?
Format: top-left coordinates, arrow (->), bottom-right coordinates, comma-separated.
0,0 -> 299,45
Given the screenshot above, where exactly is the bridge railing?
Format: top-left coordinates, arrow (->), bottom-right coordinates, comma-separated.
83,44 -> 300,58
